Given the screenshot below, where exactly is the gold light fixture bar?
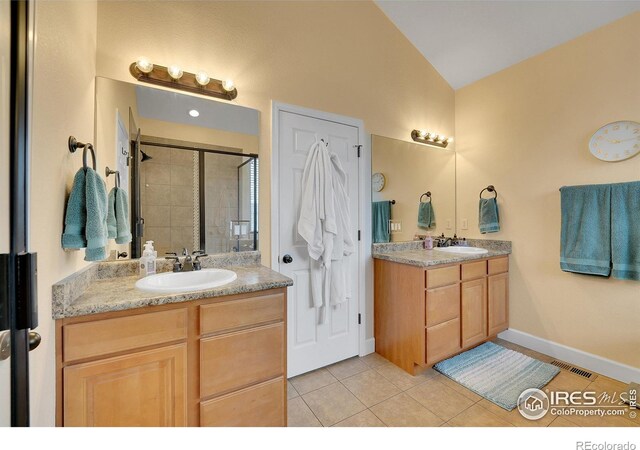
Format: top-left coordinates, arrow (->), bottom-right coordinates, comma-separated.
129,61 -> 238,101
411,129 -> 452,148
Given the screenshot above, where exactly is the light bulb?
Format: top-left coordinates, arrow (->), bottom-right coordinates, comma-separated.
418,130 -> 427,138
222,79 -> 235,92
447,137 -> 454,143
188,109 -> 200,118
195,71 -> 210,86
167,65 -> 183,80
135,57 -> 153,74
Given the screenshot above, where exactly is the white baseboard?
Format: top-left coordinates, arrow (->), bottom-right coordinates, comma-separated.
360,337 -> 375,356
498,329 -> 640,384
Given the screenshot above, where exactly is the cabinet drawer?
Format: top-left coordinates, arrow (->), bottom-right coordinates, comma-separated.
200,377 -> 284,427
63,309 -> 188,363
426,318 -> 461,365
488,257 -> 509,275
200,323 -> 284,398
426,265 -> 460,289
200,292 -> 284,335
461,260 -> 487,281
425,284 -> 460,327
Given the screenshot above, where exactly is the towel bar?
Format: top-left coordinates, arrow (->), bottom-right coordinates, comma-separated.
420,192 -> 432,203
68,136 -> 97,171
105,166 -> 121,189
479,185 -> 498,199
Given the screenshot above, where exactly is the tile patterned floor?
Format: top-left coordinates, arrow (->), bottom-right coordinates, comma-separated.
287,338 -> 639,427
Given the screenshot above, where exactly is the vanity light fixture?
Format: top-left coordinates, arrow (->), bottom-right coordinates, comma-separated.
188,109 -> 200,118
411,129 -> 453,148
129,58 -> 238,101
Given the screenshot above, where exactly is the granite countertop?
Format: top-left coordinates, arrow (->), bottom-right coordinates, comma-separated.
372,239 -> 511,268
52,252 -> 293,319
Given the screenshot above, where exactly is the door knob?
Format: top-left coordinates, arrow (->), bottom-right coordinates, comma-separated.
29,331 -> 41,352
282,254 -> 293,264
0,331 -> 40,361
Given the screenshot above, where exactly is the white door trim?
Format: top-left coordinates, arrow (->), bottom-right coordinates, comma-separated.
271,101 -> 373,358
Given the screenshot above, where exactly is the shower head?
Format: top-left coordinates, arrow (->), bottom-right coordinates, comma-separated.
140,150 -> 153,162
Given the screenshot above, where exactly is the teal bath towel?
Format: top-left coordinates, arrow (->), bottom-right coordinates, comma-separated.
479,198 -> 500,233
372,201 -> 391,243
84,168 -> 109,261
418,202 -> 435,229
560,184 -> 611,277
107,187 -> 132,245
61,168 -> 88,249
611,181 -> 640,281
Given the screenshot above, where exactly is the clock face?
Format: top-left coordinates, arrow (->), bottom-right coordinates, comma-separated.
372,172 -> 385,192
589,121 -> 640,162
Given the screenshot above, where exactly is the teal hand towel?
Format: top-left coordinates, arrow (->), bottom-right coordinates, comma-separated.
372,201 -> 391,243
611,181 -> 640,281
115,187 -> 132,244
418,202 -> 435,229
560,184 -> 611,276
479,198 -> 500,233
107,188 -> 117,240
84,168 -> 108,261
61,168 -> 87,249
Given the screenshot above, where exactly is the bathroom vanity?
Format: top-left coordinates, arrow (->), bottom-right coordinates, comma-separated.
373,241 -> 511,375
52,252 -> 292,427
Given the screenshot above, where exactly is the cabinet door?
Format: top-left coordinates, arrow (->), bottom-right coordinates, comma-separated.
426,318 -> 461,365
64,344 -> 187,427
461,278 -> 487,348
488,273 -> 509,336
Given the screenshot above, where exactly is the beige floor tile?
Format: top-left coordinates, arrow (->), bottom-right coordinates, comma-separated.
370,393 -> 443,427
325,357 -> 369,380
359,352 -> 389,369
289,368 -> 337,395
375,361 -> 434,391
431,373 -> 483,402
492,339 -> 554,363
477,399 -> 554,427
287,397 -> 322,427
302,382 -> 366,426
447,403 -> 514,427
342,369 -> 401,407
548,416 -> 580,427
332,409 -> 386,427
545,370 -> 591,393
287,381 -> 299,400
406,377 -> 475,421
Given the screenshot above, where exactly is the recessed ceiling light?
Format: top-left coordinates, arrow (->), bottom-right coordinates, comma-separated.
188,109 -> 199,118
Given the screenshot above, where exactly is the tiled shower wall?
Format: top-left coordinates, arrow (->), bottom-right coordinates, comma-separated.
204,153 -> 241,254
140,145 -> 199,257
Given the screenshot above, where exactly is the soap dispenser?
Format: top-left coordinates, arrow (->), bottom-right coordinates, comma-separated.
139,240 -> 157,277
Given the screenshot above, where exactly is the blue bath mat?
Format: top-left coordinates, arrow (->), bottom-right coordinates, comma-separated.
434,342 -> 560,410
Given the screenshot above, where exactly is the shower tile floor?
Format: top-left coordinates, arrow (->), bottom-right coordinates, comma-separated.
287,338 -> 639,427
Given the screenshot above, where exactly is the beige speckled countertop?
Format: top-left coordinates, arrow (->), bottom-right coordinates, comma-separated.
372,239 -> 511,268
52,252 -> 292,319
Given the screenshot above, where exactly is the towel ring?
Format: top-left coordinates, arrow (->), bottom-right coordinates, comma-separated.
420,192 -> 432,203
68,136 -> 97,171
105,166 -> 120,189
479,185 -> 498,199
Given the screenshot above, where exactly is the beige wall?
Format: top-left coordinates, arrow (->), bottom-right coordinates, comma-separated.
30,0 -> 98,425
456,13 -> 640,368
95,0 -> 455,264
372,135 -> 456,242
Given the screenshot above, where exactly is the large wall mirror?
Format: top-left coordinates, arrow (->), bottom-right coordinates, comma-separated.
95,77 -> 260,258
371,135 -> 456,242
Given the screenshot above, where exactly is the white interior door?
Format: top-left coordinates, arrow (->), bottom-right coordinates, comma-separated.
276,110 -> 360,377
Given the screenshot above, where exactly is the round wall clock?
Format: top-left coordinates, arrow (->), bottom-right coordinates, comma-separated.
372,172 -> 386,192
589,120 -> 640,162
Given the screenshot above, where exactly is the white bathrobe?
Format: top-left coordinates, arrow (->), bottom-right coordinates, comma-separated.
297,140 -> 353,313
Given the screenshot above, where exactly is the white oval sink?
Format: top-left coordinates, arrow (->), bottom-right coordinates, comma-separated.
434,246 -> 489,255
135,269 -> 238,293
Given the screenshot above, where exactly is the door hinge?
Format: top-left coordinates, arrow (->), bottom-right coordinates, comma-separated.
358,313 -> 361,325
354,144 -> 362,157
358,230 -> 361,241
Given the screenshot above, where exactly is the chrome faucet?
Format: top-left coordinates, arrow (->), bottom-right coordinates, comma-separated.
166,249 -> 208,272
435,234 -> 465,247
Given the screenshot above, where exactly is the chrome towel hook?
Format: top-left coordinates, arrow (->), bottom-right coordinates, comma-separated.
420,192 -> 432,203
68,136 -> 96,171
479,185 -> 498,199
105,166 -> 121,189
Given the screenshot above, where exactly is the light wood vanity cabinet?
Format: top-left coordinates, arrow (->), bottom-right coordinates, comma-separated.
374,255 -> 508,374
56,288 -> 287,427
